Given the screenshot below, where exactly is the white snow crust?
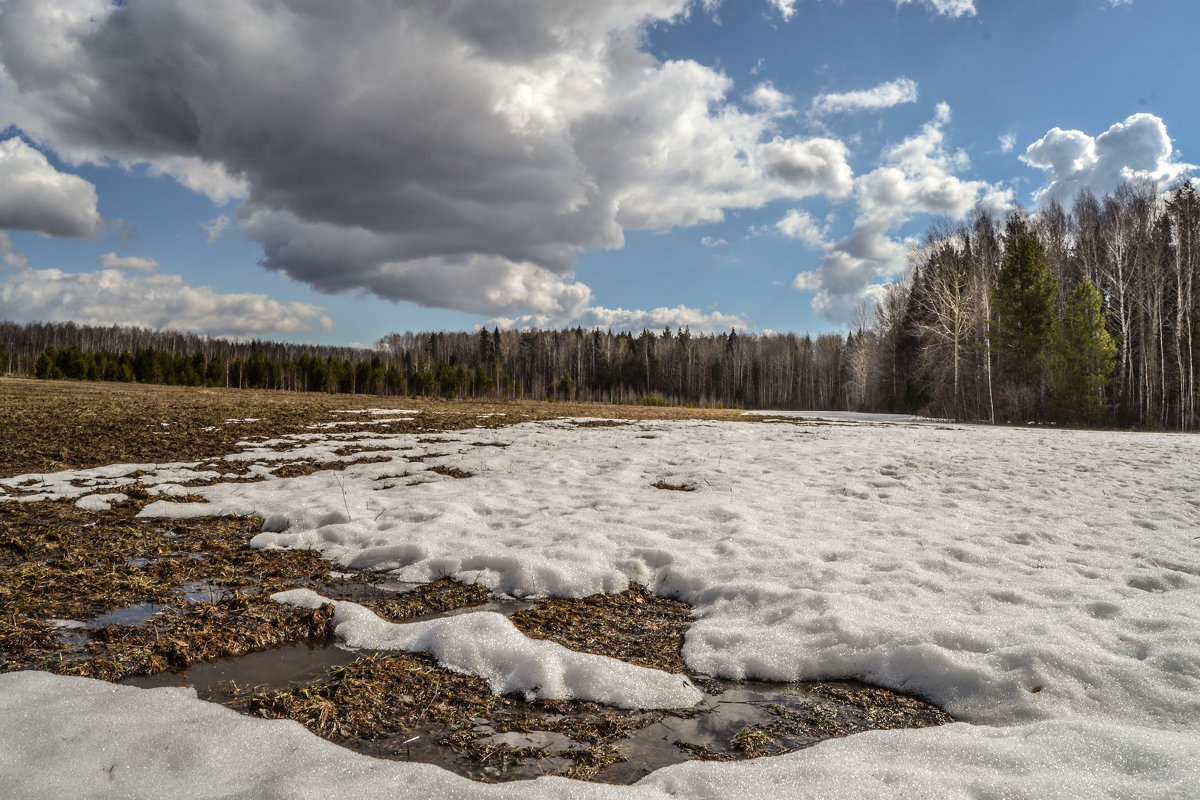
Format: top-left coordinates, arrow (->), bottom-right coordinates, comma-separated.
3,413 -> 1199,796
2,671 -> 1196,799
272,588 -> 702,708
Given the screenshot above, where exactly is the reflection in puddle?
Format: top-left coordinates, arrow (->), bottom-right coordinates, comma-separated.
86,601 -> 167,629
124,642 -> 362,696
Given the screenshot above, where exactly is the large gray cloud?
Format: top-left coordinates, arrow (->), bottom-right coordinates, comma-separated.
1021,113 -> 1195,206
0,0 -> 853,318
0,136 -> 100,237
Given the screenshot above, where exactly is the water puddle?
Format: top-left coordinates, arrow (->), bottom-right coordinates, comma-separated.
123,642 -> 363,697
85,601 -> 169,629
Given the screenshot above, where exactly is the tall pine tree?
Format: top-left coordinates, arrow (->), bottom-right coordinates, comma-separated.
992,216 -> 1058,419
1049,281 -> 1117,425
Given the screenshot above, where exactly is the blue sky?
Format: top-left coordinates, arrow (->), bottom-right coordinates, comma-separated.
0,0 -> 1195,346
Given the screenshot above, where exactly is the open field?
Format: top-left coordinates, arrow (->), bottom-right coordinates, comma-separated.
0,377 -> 752,478
2,377 -> 1198,797
1,378 -> 948,786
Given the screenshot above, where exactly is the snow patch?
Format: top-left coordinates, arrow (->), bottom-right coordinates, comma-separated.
272,588 -> 702,709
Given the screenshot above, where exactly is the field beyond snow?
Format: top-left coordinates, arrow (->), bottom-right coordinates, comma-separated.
1,378 -> 1198,798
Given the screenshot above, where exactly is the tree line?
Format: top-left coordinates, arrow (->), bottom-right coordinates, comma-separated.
852,179 -> 1199,429
3,179 -> 1197,428
1,319 -> 851,408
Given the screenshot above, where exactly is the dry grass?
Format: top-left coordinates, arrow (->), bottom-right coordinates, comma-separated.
510,585 -> 692,674
0,376 -> 754,479
0,494 -> 349,679
651,480 -> 696,492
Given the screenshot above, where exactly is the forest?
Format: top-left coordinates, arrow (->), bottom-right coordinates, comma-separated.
3,179 -> 1197,430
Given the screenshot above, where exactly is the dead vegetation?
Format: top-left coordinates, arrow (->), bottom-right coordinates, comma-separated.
510,585 -> 691,674
428,465 -> 472,479
0,496 -> 344,678
0,376 -> 753,479
651,480 -> 696,492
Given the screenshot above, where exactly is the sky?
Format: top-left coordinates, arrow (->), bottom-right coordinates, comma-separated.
0,0 -> 1196,347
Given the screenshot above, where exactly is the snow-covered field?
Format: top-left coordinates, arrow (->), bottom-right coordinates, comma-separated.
3,413 -> 1199,798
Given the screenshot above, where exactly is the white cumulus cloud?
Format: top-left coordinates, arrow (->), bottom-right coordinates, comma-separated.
0,268 -> 333,338
0,138 -> 100,238
776,209 -> 828,248
811,77 -> 919,116
795,104 -> 1013,323
1021,113 -> 1196,206
97,252 -> 160,273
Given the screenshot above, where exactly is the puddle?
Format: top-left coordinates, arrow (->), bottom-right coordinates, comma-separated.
123,642 -> 363,698
176,580 -> 253,605
86,601 -> 168,629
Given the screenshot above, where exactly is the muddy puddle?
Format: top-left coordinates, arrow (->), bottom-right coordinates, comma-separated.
113,583 -> 952,785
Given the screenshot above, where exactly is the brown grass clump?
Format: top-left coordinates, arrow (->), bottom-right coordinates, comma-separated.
270,455 -> 392,479
361,578 -> 491,622
511,585 -> 691,674
428,465 -> 472,479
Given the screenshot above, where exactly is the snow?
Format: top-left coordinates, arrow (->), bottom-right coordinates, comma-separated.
2,671 -> 1196,799
273,588 -> 702,708
74,492 -> 127,510
3,413 -> 1199,796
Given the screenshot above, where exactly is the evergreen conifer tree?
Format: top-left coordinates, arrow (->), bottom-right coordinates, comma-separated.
1049,281 -> 1117,425
992,218 -> 1057,418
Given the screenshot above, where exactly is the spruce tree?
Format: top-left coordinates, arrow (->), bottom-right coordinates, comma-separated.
992,217 -> 1057,417
1049,281 -> 1117,425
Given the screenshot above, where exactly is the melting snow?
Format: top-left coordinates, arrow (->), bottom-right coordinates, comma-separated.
273,588 -> 701,708
2,413 -> 1199,797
